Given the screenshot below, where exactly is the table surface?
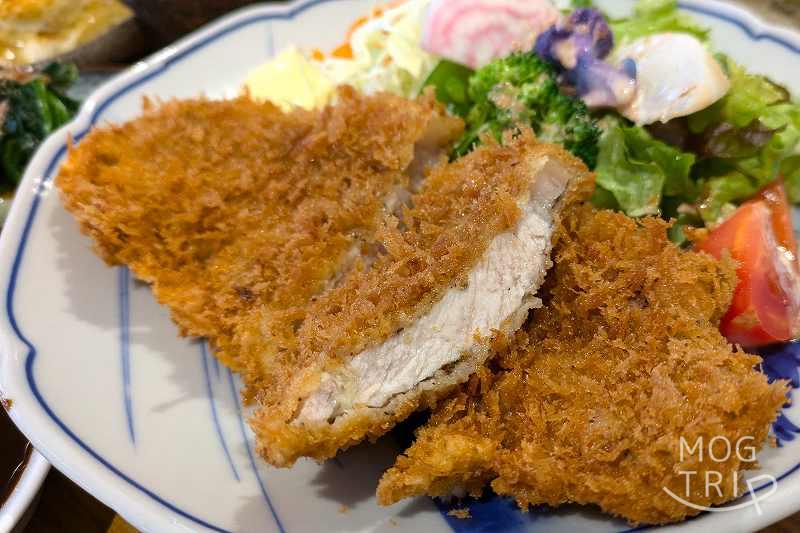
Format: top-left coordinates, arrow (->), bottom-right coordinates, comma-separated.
15,0 -> 800,531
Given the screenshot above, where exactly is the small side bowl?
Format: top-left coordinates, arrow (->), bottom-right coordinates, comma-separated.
0,451 -> 48,533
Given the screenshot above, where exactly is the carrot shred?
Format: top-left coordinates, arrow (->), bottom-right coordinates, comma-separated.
346,15 -> 370,41
328,1 -> 408,60
331,43 -> 354,59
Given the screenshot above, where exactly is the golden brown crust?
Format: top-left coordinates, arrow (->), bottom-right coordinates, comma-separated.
377,205 -> 788,525
57,87 -> 458,371
246,133 -> 595,466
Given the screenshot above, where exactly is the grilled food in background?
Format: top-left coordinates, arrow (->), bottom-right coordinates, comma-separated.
0,0 -> 141,66
0,0 -> 145,200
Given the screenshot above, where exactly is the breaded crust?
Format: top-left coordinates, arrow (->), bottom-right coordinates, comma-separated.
377,205 -> 788,525
244,132 -> 594,466
57,87 -> 459,372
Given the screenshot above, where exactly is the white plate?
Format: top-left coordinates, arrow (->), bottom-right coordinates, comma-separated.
1,1 -> 800,531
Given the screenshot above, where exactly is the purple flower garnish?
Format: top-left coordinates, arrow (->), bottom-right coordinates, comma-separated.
569,8 -> 614,58
534,8 -> 636,108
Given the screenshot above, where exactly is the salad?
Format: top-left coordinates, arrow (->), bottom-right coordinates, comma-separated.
245,0 -> 800,348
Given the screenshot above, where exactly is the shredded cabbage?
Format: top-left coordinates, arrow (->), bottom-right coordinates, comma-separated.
245,0 -> 436,109
322,0 -> 437,99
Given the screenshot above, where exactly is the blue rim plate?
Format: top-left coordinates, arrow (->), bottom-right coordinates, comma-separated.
0,1 -> 799,531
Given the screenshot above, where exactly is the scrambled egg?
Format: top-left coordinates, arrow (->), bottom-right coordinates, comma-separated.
245,46 -> 334,111
0,0 -> 132,65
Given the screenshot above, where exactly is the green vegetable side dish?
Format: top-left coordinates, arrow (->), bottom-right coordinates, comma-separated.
609,0 -> 709,45
421,60 -> 473,117
422,0 -> 800,246
0,63 -> 80,191
687,55 -> 800,223
586,0 -> 800,228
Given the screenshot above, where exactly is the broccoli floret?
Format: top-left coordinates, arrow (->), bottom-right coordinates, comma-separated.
452,52 -> 600,168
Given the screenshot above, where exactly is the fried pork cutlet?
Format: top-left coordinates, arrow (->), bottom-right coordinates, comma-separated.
377,205 -> 788,525
57,87 -> 461,371
242,132 -> 594,467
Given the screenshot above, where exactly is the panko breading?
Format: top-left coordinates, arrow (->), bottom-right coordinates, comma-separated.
57,87 -> 461,374
377,205 -> 788,525
243,132 -> 594,467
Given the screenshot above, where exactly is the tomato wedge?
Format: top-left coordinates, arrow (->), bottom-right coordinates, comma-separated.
757,180 -> 799,258
696,181 -> 800,347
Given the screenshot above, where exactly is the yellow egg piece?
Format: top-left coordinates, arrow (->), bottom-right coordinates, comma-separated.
244,46 -> 334,111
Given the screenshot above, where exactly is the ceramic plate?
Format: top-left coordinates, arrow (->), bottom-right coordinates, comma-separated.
1,1 -> 800,531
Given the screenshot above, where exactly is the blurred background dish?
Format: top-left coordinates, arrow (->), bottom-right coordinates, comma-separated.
0,0 -> 144,67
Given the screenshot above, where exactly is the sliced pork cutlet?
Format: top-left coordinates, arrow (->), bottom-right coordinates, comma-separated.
377,205 -> 788,525
240,131 -> 594,467
57,86 -> 461,372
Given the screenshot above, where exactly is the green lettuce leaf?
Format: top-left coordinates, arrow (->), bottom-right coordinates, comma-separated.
610,0 -> 710,45
668,211 -> 704,246
697,171 -> 760,223
595,117 -> 696,217
687,56 -> 800,220
421,60 -> 474,117
783,155 -> 800,203
695,109 -> 800,222
698,120 -> 783,160
688,55 -> 789,132
735,103 -> 800,185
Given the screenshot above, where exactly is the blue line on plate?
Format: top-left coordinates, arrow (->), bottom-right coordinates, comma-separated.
118,266 -> 135,445
13,194 -> 231,532
200,341 -> 240,482
212,353 -> 221,380
435,496 -> 530,533
759,341 -> 800,444
679,1 -> 800,54
226,369 -> 286,533
85,0 -> 352,128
